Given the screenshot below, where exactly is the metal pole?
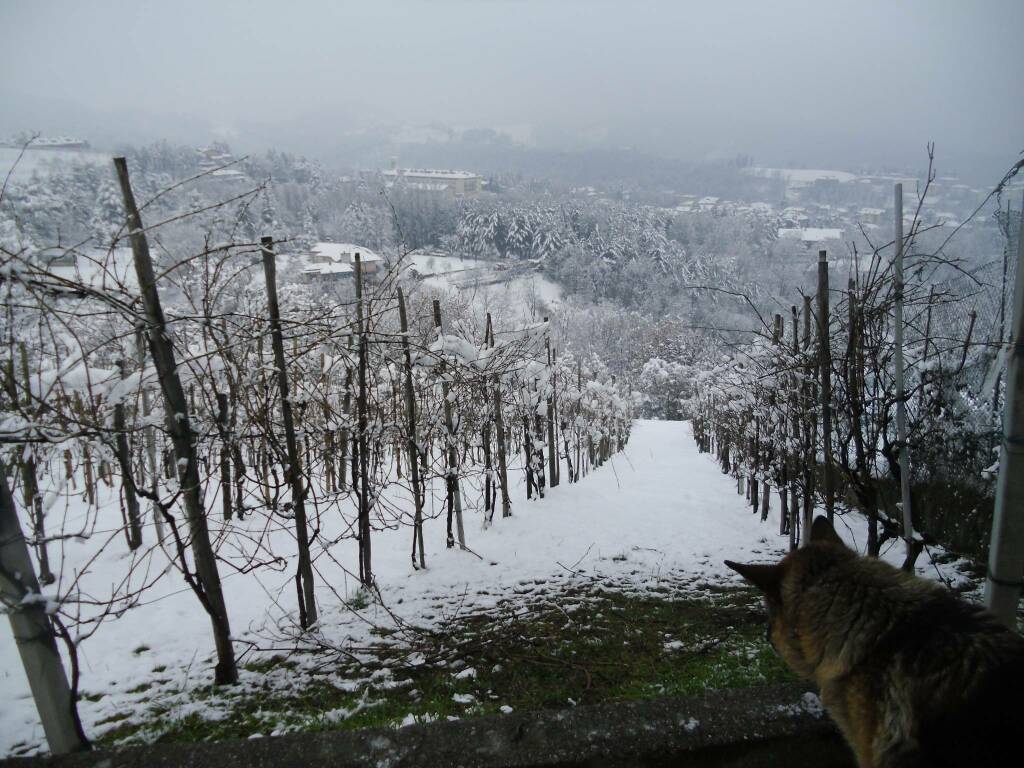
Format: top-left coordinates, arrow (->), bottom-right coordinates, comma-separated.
894,184 -> 915,566
985,206 -> 1024,627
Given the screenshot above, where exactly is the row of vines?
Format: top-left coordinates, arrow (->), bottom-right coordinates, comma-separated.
690,158 -> 1020,568
0,158 -> 632,750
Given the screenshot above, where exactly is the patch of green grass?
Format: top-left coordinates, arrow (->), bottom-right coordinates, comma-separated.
348,588 -> 372,612
94,579 -> 796,748
240,655 -> 290,675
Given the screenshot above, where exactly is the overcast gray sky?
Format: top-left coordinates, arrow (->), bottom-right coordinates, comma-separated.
2,0 -> 1021,176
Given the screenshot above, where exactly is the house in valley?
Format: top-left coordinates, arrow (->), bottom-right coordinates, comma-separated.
300,242 -> 384,283
858,207 -> 886,225
380,159 -> 483,196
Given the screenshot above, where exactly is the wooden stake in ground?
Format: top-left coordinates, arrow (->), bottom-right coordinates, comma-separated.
546,320 -> 559,488
816,250 -> 835,522
576,361 -> 584,480
114,358 -> 143,549
0,458 -> 89,754
215,392 -> 233,521
801,294 -> 816,547
261,237 -> 318,627
339,334 -> 353,489
554,348 -> 574,484
397,287 -> 426,569
114,156 -> 237,685
135,329 -> 164,544
354,254 -> 374,583
433,299 -> 466,549
773,313 -> 789,537
482,314 -> 494,519
789,305 -> 799,549
892,187 -> 916,569
487,313 -> 511,518
16,344 -> 55,584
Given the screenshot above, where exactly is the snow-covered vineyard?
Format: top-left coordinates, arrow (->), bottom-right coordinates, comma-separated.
3,2 -> 1024,758
1,416 -> 973,755
0,159 -> 641,754
0,139 -> 1021,763
0,141 -> 1021,760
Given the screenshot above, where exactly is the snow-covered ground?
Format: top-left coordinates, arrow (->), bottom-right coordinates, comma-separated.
404,253 -> 486,276
0,420 -> 971,755
450,271 -> 563,325
402,253 -> 563,325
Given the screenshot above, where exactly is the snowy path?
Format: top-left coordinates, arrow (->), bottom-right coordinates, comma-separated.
0,420 -> 967,755
384,419 -> 791,599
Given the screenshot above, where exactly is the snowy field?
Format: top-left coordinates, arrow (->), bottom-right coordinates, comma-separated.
0,420 -> 971,755
404,252 -> 486,276
404,253 -> 564,325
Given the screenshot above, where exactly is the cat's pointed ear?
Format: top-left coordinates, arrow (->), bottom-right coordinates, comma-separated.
724,560 -> 783,601
810,516 -> 846,547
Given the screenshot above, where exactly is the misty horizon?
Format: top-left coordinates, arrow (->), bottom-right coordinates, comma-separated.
2,0 -> 1022,181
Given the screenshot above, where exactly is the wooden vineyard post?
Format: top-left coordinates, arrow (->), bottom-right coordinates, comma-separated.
817,250 -> 835,522
555,348 -> 573,484
215,392 -> 233,521
801,294 -> 816,547
322,354 -> 336,494
493,361 -> 512,518
524,414 -> 535,498
575,361 -> 583,481
533,378 -> 547,497
354,254 -> 373,584
0,459 -> 89,754
433,299 -> 466,549
773,313 -> 789,537
485,313 -> 511,518
339,334 -> 353,489
546,320 -> 559,488
114,156 -> 237,684
789,305 -> 799,549
397,287 -> 426,569
17,344 -> 54,583
114,358 -> 143,549
136,329 -> 164,543
750,418 -> 760,513
262,237 -> 318,626
229,383 -> 246,521
892,187 -> 916,568
482,314 -> 494,521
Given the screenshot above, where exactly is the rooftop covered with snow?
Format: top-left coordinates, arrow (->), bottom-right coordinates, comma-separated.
777,227 -> 844,242
311,242 -> 383,263
382,168 -> 481,180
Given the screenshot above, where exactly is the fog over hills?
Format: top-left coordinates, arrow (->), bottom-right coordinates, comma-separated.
2,0 -> 1022,181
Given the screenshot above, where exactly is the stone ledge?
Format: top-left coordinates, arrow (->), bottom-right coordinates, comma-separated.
2,683 -> 854,767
